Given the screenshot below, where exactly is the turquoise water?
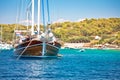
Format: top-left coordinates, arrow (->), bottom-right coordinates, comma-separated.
0,49 -> 120,80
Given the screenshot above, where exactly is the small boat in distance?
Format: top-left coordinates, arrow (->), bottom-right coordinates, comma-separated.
79,48 -> 85,52
13,0 -> 61,58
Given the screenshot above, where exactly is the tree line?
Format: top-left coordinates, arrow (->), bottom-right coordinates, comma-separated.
0,18 -> 120,46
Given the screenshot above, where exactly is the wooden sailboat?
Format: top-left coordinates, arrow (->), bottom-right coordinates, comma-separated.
13,0 -> 61,58
14,40 -> 61,56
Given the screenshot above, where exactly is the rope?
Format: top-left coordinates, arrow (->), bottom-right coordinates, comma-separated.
20,0 -> 23,24
16,40 -> 32,60
14,0 -> 22,43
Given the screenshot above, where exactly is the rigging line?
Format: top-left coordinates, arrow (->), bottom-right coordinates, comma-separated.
47,0 -> 50,24
26,1 -> 31,24
42,0 -> 46,31
24,0 -> 28,9
24,0 -> 31,12
27,0 -> 32,5
17,0 -> 22,26
25,0 -> 27,2
26,0 -> 32,23
14,0 -> 22,42
19,0 -> 24,23
23,0 -> 29,23
15,0 -> 20,34
21,0 -> 28,24
25,0 -> 30,12
28,0 -> 32,23
27,1 -> 32,10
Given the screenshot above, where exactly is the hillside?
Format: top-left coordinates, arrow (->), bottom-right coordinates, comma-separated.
51,18 -> 120,46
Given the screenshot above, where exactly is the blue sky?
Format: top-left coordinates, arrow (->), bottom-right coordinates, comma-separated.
0,0 -> 120,24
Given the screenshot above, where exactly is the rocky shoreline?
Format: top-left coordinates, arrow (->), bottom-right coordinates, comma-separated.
63,43 -> 120,50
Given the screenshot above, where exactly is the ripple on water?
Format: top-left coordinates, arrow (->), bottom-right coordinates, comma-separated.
0,49 -> 120,80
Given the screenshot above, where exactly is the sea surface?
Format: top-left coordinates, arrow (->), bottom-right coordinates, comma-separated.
0,49 -> 120,80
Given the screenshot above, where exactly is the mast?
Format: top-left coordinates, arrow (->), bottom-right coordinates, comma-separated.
41,0 -> 46,56
31,0 -> 34,35
38,0 -> 40,35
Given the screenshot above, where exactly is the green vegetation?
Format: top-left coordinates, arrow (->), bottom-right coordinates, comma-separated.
0,24 -> 26,42
51,18 -> 120,46
0,18 -> 120,46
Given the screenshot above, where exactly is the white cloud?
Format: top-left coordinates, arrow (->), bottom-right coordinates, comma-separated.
76,18 -> 85,22
19,20 -> 32,24
52,18 -> 70,23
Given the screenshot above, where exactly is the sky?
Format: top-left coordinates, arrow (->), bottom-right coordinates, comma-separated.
0,0 -> 120,24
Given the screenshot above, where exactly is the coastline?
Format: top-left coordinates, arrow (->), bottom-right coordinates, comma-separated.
62,43 -> 120,50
